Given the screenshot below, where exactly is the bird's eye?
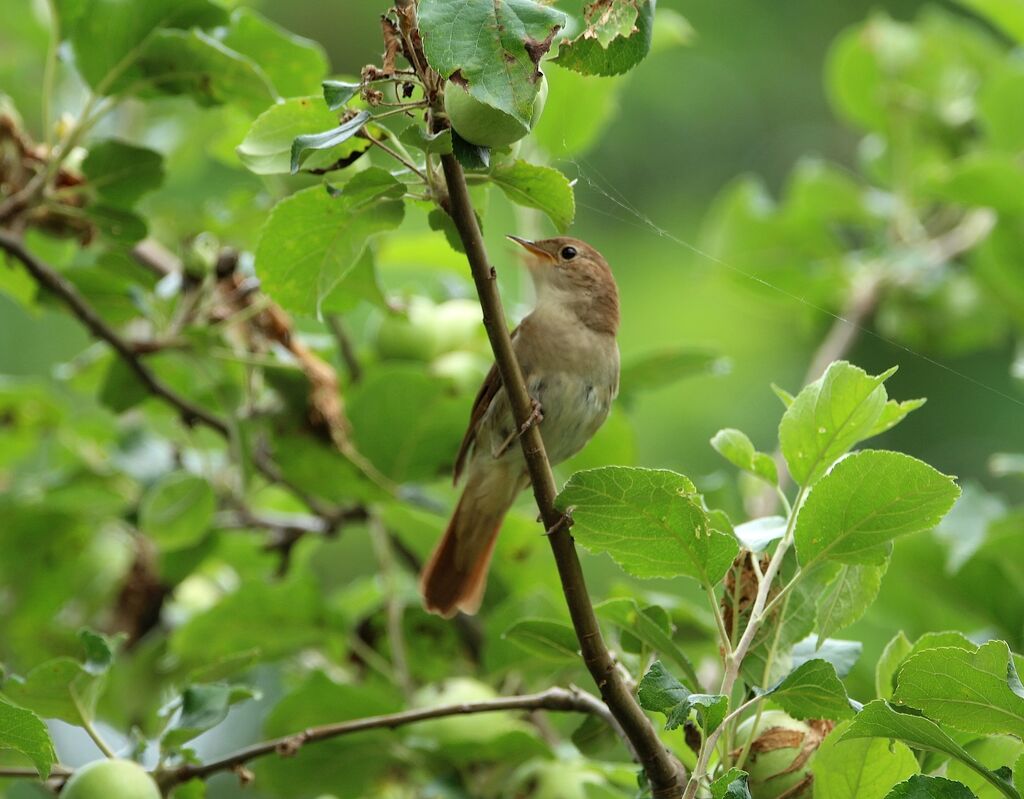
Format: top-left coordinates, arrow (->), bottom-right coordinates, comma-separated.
560,246 -> 578,260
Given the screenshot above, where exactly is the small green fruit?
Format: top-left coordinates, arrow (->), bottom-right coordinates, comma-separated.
431,299 -> 483,353
734,710 -> 816,799
62,760 -> 161,799
431,351 -> 489,393
444,76 -> 548,147
374,298 -> 444,362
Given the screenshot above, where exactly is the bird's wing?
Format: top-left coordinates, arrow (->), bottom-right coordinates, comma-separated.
452,361 -> 500,484
453,324 -> 521,484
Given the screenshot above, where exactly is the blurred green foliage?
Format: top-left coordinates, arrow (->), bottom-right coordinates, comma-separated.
1,0 -> 1023,797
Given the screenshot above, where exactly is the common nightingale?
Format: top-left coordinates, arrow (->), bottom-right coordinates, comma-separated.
420,236 -> 620,618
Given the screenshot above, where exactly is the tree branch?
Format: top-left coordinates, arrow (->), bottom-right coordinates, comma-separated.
0,765 -> 72,785
0,230 -> 230,436
435,121 -> 684,799
385,3 -> 681,791
159,686 -> 614,789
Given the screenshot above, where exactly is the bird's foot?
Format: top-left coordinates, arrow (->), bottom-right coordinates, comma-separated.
494,398 -> 544,458
544,509 -> 574,537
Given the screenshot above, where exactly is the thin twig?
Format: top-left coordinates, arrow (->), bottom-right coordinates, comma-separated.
370,516 -> 413,697
159,687 -> 614,789
365,135 -> 428,182
0,766 -> 72,780
327,314 -> 363,383
683,486 -> 806,799
0,231 -> 230,436
386,531 -> 486,663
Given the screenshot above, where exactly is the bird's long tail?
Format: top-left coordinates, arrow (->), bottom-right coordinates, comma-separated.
420,464 -> 525,618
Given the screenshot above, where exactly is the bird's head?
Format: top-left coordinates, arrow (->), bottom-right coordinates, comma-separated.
507,235 -> 619,334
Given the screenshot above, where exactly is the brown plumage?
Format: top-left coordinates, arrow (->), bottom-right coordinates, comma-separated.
420,236 -> 620,618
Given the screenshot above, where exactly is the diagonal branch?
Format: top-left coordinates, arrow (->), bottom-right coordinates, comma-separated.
437,150 -> 683,798
0,230 -> 230,435
388,2 -> 681,790
159,686 -> 615,789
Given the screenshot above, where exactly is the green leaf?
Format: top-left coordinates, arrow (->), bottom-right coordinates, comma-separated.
598,598 -> 700,688
488,160 -> 575,232
1015,752 -> 1023,797
935,483 -> 1007,573
885,776 -> 977,799
452,130 -> 490,170
571,713 -> 619,757
555,467 -> 738,584
170,577 -> 327,670
79,629 -> 122,675
618,349 -> 724,404
772,383 -> 796,408
814,718 -> 921,799
948,736 -> 1024,799
766,659 -> 854,721
870,398 -> 927,437
876,631 -> 913,700
139,472 -> 215,550
842,701 -> 1016,799
710,769 -> 752,799
255,170 -> 405,315
399,126 -> 454,155
320,247 -> 388,313
86,205 -> 148,244
348,366 -> 469,483
557,0 -> 657,77
502,619 -> 579,661
779,361 -> 895,485
419,0 -> 565,126
894,640 -> 1024,739
596,598 -> 701,688
0,698 -> 56,778
816,560 -> 888,642
290,111 -> 371,173
733,517 -> 787,552
794,450 -> 960,566
69,0 -> 228,91
980,62 -> 1024,151
81,140 -> 164,208
792,635 -> 862,677
119,29 -> 276,115
955,0 -> 1024,42
1,657 -> 104,725
710,428 -> 778,485
323,80 -> 360,110
637,661 -> 728,733
219,8 -> 328,97
162,684 -> 258,749
237,97 -> 371,175
170,780 -> 206,799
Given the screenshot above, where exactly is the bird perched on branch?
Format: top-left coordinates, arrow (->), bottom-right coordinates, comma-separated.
420,235 -> 620,618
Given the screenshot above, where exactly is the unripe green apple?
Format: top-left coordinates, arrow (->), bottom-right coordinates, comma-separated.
431,351 -> 489,393
411,678 -> 498,743
431,298 -> 483,353
733,710 -> 815,799
62,759 -> 161,799
374,298 -> 444,362
444,76 -> 548,147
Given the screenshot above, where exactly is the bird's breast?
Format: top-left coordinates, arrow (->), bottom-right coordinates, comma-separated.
525,371 -> 616,466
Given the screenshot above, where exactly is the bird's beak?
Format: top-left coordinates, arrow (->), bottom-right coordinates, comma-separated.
507,235 -> 554,263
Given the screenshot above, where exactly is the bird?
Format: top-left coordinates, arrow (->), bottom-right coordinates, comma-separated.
420,235 -> 620,618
